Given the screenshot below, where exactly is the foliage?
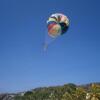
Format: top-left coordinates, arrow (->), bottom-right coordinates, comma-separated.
7,83 -> 100,100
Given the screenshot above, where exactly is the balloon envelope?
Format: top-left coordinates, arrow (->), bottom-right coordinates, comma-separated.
47,13 -> 69,38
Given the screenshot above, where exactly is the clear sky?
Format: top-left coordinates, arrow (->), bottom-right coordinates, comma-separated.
0,0 -> 100,93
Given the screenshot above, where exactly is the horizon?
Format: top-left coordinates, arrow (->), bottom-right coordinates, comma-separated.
0,82 -> 100,94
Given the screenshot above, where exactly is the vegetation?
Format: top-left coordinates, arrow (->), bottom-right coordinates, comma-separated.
13,83 -> 100,100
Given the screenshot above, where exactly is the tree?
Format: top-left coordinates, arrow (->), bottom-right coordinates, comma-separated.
61,92 -> 73,100
86,84 -> 100,100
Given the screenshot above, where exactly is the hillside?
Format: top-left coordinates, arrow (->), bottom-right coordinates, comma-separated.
0,83 -> 100,100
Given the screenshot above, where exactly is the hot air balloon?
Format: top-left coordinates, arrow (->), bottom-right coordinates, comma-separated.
44,13 -> 69,51
47,13 -> 69,38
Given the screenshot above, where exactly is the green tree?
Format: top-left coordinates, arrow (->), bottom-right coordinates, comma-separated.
61,92 -> 73,100
86,84 -> 100,100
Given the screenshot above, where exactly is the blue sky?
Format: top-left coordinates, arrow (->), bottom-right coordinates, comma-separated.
0,0 -> 100,93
